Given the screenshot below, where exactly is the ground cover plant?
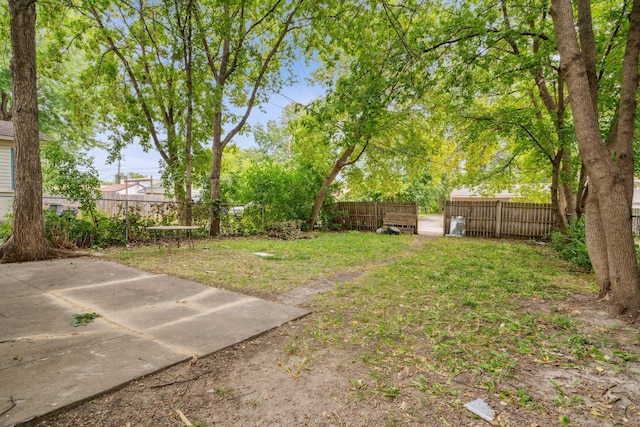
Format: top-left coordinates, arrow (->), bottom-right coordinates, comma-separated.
41,234 -> 640,426
104,231 -> 416,298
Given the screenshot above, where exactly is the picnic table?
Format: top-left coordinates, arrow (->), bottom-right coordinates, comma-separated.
146,225 -> 201,249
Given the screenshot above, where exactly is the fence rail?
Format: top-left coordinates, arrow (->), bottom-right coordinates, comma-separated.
444,200 -> 556,239
0,195 -> 265,240
333,201 -> 418,233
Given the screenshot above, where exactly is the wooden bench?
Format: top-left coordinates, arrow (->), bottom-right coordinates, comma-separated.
382,212 -> 418,234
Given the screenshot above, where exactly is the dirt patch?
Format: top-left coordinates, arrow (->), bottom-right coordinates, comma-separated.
277,270 -> 362,306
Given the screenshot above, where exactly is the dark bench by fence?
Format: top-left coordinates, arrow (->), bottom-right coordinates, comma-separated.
383,212 -> 418,234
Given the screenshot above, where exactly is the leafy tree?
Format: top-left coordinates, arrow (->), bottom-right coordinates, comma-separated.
195,0 -> 310,235
238,160 -> 323,224
42,141 -> 101,222
293,1 -> 432,229
253,119 -> 291,164
417,1 -> 580,232
77,0 -> 205,225
550,0 -> 640,314
0,0 -> 50,262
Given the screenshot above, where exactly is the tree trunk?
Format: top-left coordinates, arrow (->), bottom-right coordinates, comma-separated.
550,0 -> 640,315
184,34 -> 193,227
561,150 -> 576,221
584,192 -> 611,297
208,115 -> 223,236
575,164 -> 588,218
308,144 -> 356,231
550,150 -> 568,233
0,0 -> 51,263
179,0 -> 194,226
167,122 -> 188,225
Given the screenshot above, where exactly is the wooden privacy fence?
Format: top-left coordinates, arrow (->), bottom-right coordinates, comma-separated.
444,200 -> 556,239
333,201 -> 418,233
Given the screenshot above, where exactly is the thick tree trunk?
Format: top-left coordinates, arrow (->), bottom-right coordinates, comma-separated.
308,145 -> 356,231
550,0 -> 640,315
0,0 -> 51,263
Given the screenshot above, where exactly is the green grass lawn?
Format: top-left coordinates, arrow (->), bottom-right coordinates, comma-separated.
104,231 -> 417,298
308,238 -> 596,378
103,233 -> 640,425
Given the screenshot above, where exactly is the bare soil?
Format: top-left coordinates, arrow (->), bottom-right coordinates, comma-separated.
31,243 -> 640,427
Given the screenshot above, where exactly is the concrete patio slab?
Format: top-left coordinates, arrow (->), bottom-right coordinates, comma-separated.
0,258 -> 308,427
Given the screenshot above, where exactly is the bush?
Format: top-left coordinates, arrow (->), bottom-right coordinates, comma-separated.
266,220 -> 303,239
44,209 -> 153,249
0,215 -> 12,244
550,218 -> 591,270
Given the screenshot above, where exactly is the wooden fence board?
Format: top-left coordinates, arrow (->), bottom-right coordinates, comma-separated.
444,200 -> 555,239
334,201 -> 418,233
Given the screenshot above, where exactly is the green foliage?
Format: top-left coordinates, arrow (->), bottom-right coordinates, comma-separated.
234,161 -> 325,226
404,170 -> 449,214
71,312 -> 100,327
0,216 -> 11,243
45,210 -> 94,249
550,219 -> 592,271
42,141 -> 102,219
44,208 -> 152,249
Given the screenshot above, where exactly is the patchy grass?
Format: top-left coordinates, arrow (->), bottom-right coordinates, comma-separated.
295,238 -> 639,423
103,231 -> 416,298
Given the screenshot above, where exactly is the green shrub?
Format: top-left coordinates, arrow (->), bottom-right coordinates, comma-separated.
45,210 -> 92,249
550,219 -> 591,270
0,215 -> 12,244
44,210 -> 147,249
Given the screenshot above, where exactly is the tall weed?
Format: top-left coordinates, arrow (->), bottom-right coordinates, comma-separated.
550,219 -> 591,270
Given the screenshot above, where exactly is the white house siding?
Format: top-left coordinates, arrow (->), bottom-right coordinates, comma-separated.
0,141 -> 12,193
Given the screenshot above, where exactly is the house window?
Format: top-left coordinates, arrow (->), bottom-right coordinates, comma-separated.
10,146 -> 14,190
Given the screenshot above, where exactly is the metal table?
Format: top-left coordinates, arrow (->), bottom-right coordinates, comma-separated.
146,225 -> 201,249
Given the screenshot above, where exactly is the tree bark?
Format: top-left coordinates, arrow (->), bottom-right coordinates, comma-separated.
182,0 -> 194,226
550,0 -> 640,315
308,145 -> 356,231
584,192 -> 611,297
199,1 -> 302,236
0,0 -> 51,263
208,127 -> 223,236
561,149 -> 576,220
550,150 -> 568,234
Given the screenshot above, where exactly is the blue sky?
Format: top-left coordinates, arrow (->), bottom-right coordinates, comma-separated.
88,61 -> 325,183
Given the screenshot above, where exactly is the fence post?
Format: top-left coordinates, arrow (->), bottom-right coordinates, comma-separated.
443,201 -> 450,235
495,201 -> 502,238
375,202 -> 379,229
125,199 -> 129,242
